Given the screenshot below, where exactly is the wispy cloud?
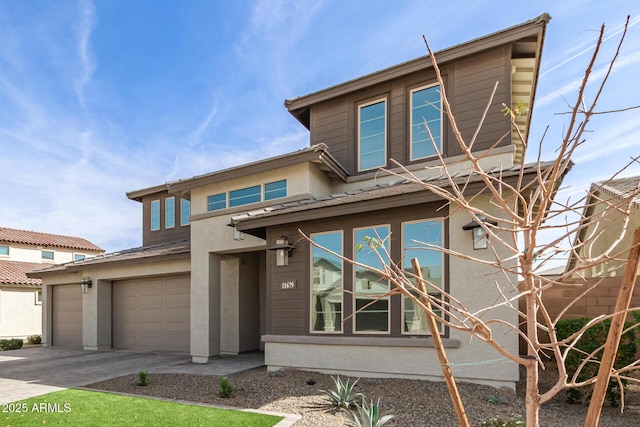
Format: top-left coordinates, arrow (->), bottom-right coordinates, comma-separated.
75,0 -> 96,110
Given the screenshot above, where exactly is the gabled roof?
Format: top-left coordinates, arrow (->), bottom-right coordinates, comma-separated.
0,227 -> 103,252
27,239 -> 190,276
232,160 -> 557,234
126,144 -> 348,202
0,260 -> 42,286
592,176 -> 640,207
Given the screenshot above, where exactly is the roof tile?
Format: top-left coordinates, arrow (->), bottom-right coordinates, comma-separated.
0,227 -> 103,252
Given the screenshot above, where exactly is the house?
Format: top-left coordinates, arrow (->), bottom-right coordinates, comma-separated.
29,14 -> 552,390
0,227 -> 103,340
541,176 -> 640,320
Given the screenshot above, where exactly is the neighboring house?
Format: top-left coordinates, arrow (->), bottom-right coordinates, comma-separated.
0,227 -> 103,339
30,15 -> 553,390
541,176 -> 640,320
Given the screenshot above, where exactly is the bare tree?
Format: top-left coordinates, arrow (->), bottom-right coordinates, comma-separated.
303,16 -> 640,427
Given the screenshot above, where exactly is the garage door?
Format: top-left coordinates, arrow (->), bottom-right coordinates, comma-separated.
112,275 -> 190,352
52,284 -> 83,347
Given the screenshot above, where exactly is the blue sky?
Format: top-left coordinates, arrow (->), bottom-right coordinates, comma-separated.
1,1 -> 639,253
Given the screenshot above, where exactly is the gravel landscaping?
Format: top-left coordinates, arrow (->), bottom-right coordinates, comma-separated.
86,364 -> 640,426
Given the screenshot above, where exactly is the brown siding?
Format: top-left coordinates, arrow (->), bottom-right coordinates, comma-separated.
265,202 -> 447,337
141,192 -> 190,246
308,46 -> 512,174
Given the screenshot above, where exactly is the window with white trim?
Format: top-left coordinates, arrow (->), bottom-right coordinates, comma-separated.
354,225 -> 390,333
0,245 -> 8,256
35,291 -> 42,305
165,197 -> 175,228
402,219 -> 444,335
74,254 -> 85,261
311,231 -> 343,333
42,250 -> 54,261
410,84 -> 442,161
151,200 -> 160,231
358,99 -> 387,171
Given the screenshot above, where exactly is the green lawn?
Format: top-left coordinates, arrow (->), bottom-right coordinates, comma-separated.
2,389 -> 284,426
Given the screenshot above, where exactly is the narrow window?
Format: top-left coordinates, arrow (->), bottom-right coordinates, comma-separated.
410,84 -> 442,160
42,250 -> 54,261
180,198 -> 191,226
353,225 -> 390,333
264,180 -> 287,201
165,197 -> 175,228
229,185 -> 261,207
35,291 -> 42,305
207,193 -> 226,211
74,254 -> 85,261
0,245 -> 8,256
311,231 -> 343,333
151,200 -> 160,231
402,219 -> 444,334
358,99 -> 386,171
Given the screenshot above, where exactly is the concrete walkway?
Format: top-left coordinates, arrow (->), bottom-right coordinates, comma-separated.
0,347 -> 264,404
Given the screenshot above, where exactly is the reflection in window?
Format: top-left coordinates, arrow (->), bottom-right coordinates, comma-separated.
0,245 -> 8,256
402,219 -> 443,334
411,85 -> 442,160
265,180 -> 287,201
311,232 -> 343,332
74,254 -> 85,261
42,250 -> 54,261
358,100 -> 386,171
165,197 -> 175,228
181,198 -> 191,226
354,225 -> 389,332
151,200 -> 160,231
207,193 -> 226,211
229,185 -> 261,207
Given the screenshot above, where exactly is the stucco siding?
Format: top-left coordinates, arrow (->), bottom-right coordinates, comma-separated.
0,287 -> 41,339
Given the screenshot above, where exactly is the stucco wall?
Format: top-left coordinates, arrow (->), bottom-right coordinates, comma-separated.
0,287 -> 41,339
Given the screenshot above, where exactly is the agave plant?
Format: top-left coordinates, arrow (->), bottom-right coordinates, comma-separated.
346,397 -> 394,427
319,375 -> 363,409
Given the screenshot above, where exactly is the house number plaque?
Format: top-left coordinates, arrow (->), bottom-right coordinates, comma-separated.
281,281 -> 296,290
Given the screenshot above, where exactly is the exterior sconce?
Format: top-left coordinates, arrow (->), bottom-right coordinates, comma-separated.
268,237 -> 294,267
80,276 -> 92,294
233,227 -> 245,241
462,216 -> 497,250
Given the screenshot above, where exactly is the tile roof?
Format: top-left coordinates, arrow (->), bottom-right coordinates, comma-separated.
0,260 -> 43,286
594,176 -> 640,205
29,239 -> 190,275
0,227 -> 104,252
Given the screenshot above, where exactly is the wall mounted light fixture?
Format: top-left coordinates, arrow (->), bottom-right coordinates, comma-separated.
462,216 -> 497,250
268,237 -> 294,266
80,276 -> 92,294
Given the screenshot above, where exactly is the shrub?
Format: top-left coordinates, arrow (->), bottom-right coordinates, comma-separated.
0,338 -> 23,351
555,317 -> 637,406
219,376 -> 232,398
482,417 -> 524,427
319,375 -> 363,409
346,397 -> 394,427
27,334 -> 41,344
137,371 -> 148,386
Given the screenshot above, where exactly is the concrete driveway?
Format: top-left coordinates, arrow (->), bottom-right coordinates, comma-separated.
0,346 -> 264,404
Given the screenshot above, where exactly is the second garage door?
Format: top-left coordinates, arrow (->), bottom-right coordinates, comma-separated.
112,275 -> 190,352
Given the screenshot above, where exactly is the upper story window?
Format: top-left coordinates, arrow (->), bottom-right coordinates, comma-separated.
42,250 -> 54,261
358,99 -> 387,172
165,197 -> 176,229
230,185 -> 261,207
181,198 -> 191,226
207,180 -> 288,212
265,180 -> 287,200
410,84 -> 442,161
74,254 -> 85,261
207,193 -> 227,211
0,245 -> 8,256
151,200 -> 160,231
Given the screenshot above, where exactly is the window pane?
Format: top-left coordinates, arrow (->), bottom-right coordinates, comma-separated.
359,100 -> 386,171
411,85 -> 441,160
151,200 -> 160,230
165,197 -> 175,228
402,220 -> 444,334
207,193 -> 226,211
311,232 -> 343,332
265,180 -> 287,201
354,225 -> 389,332
229,185 -> 261,207
181,198 -> 191,225
42,250 -> 54,261
74,254 -> 85,261
0,245 -> 8,256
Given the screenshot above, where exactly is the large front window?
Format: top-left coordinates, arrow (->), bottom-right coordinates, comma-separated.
354,225 -> 390,333
410,84 -> 442,160
311,231 -> 343,333
402,219 -> 444,334
358,99 -> 386,171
